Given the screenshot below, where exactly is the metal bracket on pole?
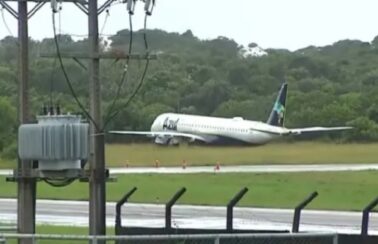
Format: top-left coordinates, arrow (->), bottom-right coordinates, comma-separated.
97,0 -> 115,15
361,196 -> 378,236
226,187 -> 248,231
115,187 -> 137,228
166,187 -> 186,230
1,0 -> 83,19
0,1 -> 18,18
27,2 -> 45,18
292,191 -> 318,233
73,1 -> 88,15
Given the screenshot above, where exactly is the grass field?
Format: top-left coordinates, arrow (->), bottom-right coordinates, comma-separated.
105,142 -> 378,167
1,225 -> 114,244
0,158 -> 15,169
1,171 -> 377,210
1,142 -> 377,169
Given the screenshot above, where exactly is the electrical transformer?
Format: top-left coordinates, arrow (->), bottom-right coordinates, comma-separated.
18,114 -> 89,172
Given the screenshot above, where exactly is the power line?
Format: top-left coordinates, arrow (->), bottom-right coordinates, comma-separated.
100,8 -> 110,36
43,177 -> 75,187
103,12 -> 134,129
49,58 -> 57,107
52,11 -> 100,130
103,12 -> 151,127
1,7 -> 14,36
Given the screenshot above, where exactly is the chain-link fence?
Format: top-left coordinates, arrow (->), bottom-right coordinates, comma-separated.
0,233 -> 338,244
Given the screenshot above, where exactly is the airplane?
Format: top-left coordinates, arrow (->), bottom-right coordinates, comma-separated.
110,83 -> 352,146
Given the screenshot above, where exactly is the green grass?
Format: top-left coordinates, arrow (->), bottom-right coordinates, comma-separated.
105,142 -> 378,167
1,225 -> 114,244
1,142 -> 377,169
1,171 -> 378,210
0,158 -> 15,169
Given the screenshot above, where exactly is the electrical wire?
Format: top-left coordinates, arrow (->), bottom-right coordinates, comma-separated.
52,11 -> 99,130
58,6 -> 62,35
1,7 -> 14,37
44,177 -> 76,187
51,31 -> 129,38
100,8 -> 110,36
102,13 -> 134,129
49,58 -> 57,108
103,13 -> 151,128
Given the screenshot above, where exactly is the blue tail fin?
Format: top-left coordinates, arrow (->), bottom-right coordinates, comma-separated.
267,83 -> 288,127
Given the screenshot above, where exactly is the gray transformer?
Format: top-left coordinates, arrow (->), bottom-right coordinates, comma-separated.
18,115 -> 89,172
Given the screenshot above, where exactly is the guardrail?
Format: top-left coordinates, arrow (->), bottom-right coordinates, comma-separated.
0,232 -> 338,244
0,226 -> 17,232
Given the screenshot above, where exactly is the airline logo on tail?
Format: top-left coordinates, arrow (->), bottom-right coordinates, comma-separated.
267,83 -> 287,127
273,101 -> 285,125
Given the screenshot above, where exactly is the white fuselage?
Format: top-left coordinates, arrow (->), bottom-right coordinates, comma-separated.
150,113 -> 285,145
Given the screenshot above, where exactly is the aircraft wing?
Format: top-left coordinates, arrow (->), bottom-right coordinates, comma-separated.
109,130 -> 207,142
287,126 -> 353,135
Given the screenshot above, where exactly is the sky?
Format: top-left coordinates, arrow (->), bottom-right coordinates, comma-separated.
1,0 -> 378,51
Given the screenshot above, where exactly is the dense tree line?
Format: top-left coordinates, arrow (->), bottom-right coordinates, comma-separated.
0,29 -> 378,158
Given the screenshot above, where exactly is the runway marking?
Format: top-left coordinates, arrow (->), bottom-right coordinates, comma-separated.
1,164 -> 378,176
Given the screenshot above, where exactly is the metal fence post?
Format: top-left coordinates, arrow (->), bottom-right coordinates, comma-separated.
115,187 -> 137,229
92,235 -> 97,244
333,234 -> 338,244
361,196 -> 378,236
166,187 -> 186,230
226,187 -> 248,231
292,191 -> 318,233
214,236 -> 220,244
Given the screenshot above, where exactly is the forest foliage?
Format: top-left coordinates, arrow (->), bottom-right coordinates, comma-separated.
1,29 -> 378,158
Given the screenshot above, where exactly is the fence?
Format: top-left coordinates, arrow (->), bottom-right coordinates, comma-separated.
0,232 -> 338,244
116,187 -> 378,236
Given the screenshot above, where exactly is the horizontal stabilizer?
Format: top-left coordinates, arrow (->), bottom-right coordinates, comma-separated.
287,126 -> 353,135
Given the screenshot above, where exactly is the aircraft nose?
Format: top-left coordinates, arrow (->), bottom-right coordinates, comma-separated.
151,119 -> 159,131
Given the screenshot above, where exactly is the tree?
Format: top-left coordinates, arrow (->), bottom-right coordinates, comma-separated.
0,97 -> 16,151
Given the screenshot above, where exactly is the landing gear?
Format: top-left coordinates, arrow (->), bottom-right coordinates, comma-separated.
167,138 -> 180,146
155,136 -> 180,146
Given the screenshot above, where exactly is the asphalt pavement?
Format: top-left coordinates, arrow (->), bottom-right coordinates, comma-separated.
1,199 -> 378,234
1,164 -> 377,234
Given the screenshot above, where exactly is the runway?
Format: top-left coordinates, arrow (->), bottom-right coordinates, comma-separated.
0,199 -> 377,235
1,163 -> 378,175
1,164 -> 377,234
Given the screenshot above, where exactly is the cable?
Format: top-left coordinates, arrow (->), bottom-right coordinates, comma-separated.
142,14 -> 149,50
100,8 -> 110,36
1,7 -> 14,37
58,6 -> 62,35
44,177 -> 76,187
102,13 -> 134,129
52,11 -> 99,130
49,58 -> 57,108
103,13 -> 151,128
51,31 -> 130,38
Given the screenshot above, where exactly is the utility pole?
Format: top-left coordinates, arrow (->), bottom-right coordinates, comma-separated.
88,0 -> 106,238
17,1 -> 36,244
0,1 -> 155,243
